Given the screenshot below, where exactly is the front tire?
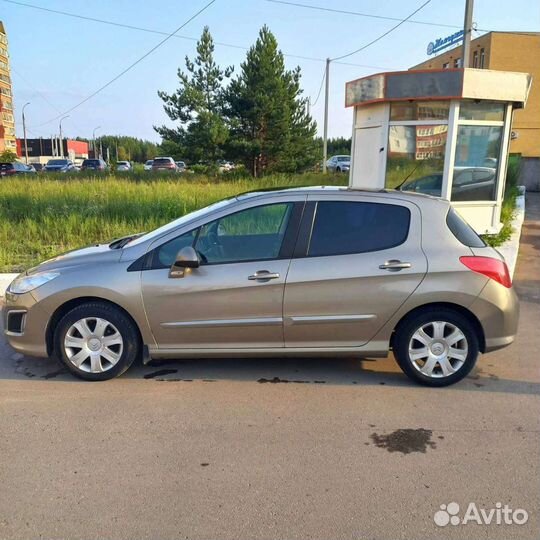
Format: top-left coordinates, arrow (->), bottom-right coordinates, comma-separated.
53,302 -> 140,381
393,308 -> 479,387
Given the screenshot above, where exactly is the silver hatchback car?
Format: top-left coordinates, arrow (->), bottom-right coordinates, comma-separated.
3,187 -> 518,385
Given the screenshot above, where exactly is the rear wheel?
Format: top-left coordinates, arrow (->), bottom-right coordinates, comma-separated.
54,302 -> 140,381
393,308 -> 479,387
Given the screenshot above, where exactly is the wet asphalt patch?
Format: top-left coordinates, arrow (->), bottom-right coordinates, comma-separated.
143,369 -> 178,379
368,428 -> 437,454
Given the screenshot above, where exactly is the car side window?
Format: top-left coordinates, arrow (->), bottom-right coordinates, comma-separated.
307,201 -> 410,257
195,203 -> 293,265
153,229 -> 199,269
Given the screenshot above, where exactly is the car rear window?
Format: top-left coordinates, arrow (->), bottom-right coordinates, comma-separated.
83,159 -> 99,165
0,162 -> 14,170
153,158 -> 171,165
308,201 -> 410,257
446,207 -> 486,247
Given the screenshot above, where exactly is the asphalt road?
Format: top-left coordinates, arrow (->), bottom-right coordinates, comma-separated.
1,195 -> 539,540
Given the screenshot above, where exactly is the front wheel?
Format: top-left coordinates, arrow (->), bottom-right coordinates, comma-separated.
54,302 -> 140,381
393,308 -> 479,387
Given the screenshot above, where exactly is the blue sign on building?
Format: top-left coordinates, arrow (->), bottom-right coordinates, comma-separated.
427,30 -> 464,56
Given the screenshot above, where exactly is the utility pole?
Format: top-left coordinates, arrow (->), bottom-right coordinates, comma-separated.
22,102 -> 30,164
59,115 -> 69,158
322,57 -> 330,173
92,126 -> 101,159
462,0 -> 474,68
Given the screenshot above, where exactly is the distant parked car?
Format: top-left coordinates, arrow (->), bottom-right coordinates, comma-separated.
144,160 -> 154,171
30,163 -> 44,172
80,158 -> 108,172
44,159 -> 76,173
399,167 -> 496,201
116,161 -> 132,172
0,161 -> 37,177
175,161 -> 186,172
217,160 -> 235,172
326,155 -> 351,173
152,157 -> 177,172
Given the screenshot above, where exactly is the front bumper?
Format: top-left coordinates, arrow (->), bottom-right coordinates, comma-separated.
3,290 -> 49,358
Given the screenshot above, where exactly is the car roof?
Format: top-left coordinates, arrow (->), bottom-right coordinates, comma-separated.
235,185 -> 449,206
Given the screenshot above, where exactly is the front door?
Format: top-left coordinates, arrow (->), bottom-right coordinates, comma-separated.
141,200 -> 303,349
283,196 -> 427,348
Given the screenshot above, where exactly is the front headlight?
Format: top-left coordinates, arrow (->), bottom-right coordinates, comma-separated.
8,272 -> 60,294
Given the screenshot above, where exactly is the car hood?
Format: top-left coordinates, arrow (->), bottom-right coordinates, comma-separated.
27,243 -> 122,275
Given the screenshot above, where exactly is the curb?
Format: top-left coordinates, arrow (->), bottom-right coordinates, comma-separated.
497,189 -> 526,278
0,273 -> 18,298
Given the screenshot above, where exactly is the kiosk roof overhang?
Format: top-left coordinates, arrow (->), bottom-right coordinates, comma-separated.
345,68 -> 532,109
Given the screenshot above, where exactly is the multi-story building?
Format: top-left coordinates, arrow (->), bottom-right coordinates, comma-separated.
0,21 -> 16,155
412,32 -> 540,160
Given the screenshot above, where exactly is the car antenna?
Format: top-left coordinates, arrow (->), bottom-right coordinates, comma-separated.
395,163 -> 422,189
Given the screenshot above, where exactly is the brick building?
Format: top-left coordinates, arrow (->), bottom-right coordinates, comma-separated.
0,21 -> 16,155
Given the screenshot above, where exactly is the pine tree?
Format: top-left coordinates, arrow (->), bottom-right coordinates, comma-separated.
155,26 -> 233,163
226,26 -> 317,177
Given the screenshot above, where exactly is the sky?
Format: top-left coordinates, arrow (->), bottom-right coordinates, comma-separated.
2,0 -> 539,143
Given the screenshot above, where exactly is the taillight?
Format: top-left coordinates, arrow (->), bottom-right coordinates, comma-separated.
459,256 -> 512,288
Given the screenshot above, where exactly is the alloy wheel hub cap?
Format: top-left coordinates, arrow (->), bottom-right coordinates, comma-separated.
408,321 -> 468,378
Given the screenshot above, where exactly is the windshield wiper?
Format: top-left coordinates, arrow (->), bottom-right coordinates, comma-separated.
109,233 -> 145,250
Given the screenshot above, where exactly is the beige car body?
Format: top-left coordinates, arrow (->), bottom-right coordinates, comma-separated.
3,187 -> 518,365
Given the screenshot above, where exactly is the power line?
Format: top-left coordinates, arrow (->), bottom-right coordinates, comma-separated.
265,0 -> 489,31
310,68 -> 326,107
0,0 -> 395,70
332,0 -> 432,61
29,0 -> 218,128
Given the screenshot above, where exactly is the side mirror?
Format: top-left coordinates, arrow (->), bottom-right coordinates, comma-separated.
169,246 -> 200,278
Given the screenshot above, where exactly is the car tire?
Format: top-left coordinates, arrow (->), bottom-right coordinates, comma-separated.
336,167 -> 341,173
53,302 -> 140,381
393,307 -> 479,387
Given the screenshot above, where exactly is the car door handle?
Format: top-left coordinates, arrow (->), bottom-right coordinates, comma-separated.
379,260 -> 412,271
248,270 -> 280,281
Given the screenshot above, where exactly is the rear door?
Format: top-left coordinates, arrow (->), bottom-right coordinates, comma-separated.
283,194 -> 427,347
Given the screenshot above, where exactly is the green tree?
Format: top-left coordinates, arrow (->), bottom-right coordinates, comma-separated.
155,26 -> 233,163
225,26 -> 317,176
0,150 -> 18,162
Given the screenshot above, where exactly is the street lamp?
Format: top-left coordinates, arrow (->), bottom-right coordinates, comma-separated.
92,126 -> 101,159
59,115 -> 70,158
22,102 -> 30,164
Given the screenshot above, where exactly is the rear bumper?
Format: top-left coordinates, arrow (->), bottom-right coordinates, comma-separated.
470,280 -> 520,353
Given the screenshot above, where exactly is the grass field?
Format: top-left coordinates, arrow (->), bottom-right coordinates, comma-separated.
0,162 -> 520,272
0,173 -> 347,272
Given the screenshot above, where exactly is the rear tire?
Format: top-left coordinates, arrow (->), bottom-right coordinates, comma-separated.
53,302 -> 140,381
393,307 -> 479,387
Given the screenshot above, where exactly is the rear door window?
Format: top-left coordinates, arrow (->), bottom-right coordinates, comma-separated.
307,201 -> 410,257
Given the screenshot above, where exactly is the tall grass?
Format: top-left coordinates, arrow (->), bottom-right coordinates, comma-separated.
0,173 -> 347,271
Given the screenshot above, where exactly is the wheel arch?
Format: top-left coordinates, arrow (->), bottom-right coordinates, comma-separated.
46,296 -> 144,356
390,302 -> 486,353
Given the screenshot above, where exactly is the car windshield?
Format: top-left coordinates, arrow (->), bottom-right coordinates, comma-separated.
48,159 -> 68,166
83,160 -> 99,165
337,156 -> 350,162
117,161 -> 129,166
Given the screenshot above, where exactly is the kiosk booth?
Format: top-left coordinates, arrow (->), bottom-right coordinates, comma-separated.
346,68 -> 531,233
